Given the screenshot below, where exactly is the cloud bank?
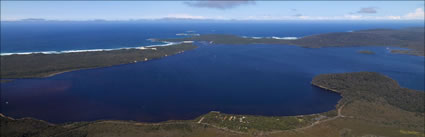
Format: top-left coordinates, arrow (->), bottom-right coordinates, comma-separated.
239,8 -> 424,20
184,0 -> 255,10
3,8 -> 423,21
357,7 -> 378,14
404,8 -> 425,20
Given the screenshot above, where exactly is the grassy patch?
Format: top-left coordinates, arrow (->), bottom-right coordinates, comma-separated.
199,111 -> 327,132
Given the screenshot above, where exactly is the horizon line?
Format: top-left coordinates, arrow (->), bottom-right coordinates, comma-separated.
2,18 -> 425,22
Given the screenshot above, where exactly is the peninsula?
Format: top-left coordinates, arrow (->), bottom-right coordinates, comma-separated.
1,72 -> 423,137
1,27 -> 423,80
163,27 -> 425,56
357,50 -> 376,55
0,43 -> 197,79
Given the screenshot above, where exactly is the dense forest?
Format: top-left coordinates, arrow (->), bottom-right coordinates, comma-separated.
312,72 -> 424,113
164,27 -> 424,56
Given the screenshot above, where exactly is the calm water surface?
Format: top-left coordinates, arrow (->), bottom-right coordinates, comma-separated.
1,43 -> 424,123
1,22 -> 424,123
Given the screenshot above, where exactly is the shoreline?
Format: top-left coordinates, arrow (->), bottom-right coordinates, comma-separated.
0,41 -> 180,56
311,82 -> 342,94
1,72 -> 423,136
162,27 -> 425,56
0,76 -> 345,128
1,43 -> 197,79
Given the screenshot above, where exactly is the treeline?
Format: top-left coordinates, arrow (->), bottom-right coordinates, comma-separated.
0,44 -> 197,79
312,72 -> 424,113
164,27 -> 424,56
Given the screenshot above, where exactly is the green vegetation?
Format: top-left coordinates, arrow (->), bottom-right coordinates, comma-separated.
2,72 -> 423,137
163,27 -> 424,56
1,26 -> 424,135
391,49 -> 411,55
0,79 -> 13,83
357,50 -> 376,55
197,111 -> 318,132
312,72 -> 424,113
0,43 -> 197,79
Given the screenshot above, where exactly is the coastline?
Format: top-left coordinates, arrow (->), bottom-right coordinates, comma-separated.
163,27 -> 425,56
0,43 -> 197,79
0,41 -> 179,56
311,82 -> 342,94
1,27 -> 424,136
0,75 -> 345,132
43,69 -> 79,78
2,72 -> 423,137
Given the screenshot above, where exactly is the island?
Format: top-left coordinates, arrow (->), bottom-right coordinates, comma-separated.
2,72 -> 423,137
357,50 -> 376,55
162,27 -> 424,56
0,43 -> 197,79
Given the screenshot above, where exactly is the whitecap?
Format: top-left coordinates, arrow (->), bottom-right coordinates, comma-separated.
270,36 -> 298,40
176,33 -> 200,36
241,36 -> 264,39
1,41 -> 181,56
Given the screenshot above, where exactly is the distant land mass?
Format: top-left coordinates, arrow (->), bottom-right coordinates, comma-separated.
1,27 -> 423,82
0,43 -> 197,79
1,72 -> 423,137
163,27 -> 425,56
357,50 -> 376,55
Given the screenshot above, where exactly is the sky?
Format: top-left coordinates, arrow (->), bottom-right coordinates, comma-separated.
1,1 -> 424,21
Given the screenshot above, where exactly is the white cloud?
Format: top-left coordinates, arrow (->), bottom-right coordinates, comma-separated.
165,14 -> 206,19
161,14 -> 231,20
357,7 -> 378,14
3,8 -> 423,21
403,8 -> 424,20
387,16 -> 402,20
238,14 -> 418,21
184,0 -> 255,10
238,8 -> 424,21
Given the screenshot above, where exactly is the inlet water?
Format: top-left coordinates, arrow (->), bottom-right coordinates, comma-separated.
1,22 -> 424,123
1,43 -> 424,123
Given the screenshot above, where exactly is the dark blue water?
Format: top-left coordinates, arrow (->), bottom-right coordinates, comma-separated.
1,21 -> 423,53
1,22 -> 424,123
1,43 -> 424,123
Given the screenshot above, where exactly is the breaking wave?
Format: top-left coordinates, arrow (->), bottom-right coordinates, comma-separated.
1,41 -> 180,56
242,36 -> 299,40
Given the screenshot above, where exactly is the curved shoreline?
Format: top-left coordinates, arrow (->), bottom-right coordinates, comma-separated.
1,74 -> 346,132
1,72 -> 423,136
311,82 -> 341,94
0,74 -> 346,131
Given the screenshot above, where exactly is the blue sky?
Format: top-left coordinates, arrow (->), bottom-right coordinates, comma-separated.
1,1 -> 424,21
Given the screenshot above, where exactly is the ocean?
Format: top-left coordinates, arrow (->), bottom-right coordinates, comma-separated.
2,21 -> 423,54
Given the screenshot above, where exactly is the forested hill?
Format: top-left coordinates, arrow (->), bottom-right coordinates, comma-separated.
312,72 -> 424,113
163,27 -> 424,56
